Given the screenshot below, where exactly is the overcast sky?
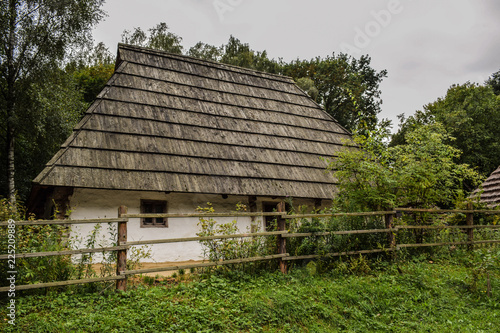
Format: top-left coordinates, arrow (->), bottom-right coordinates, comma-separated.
93,0 -> 500,132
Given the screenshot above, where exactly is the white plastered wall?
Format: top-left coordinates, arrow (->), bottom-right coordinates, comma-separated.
68,188 -> 322,262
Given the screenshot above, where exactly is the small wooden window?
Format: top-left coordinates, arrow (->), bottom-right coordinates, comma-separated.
141,200 -> 168,228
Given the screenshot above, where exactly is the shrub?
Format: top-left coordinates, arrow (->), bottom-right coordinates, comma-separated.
196,202 -> 276,273
0,197 -> 74,294
0,197 -> 151,294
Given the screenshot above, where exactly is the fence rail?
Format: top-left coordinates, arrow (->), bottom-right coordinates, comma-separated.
1,205 -> 500,292
283,228 -> 395,238
0,218 -> 127,227
0,245 -> 129,260
124,230 -> 287,246
123,254 -> 289,276
395,208 -> 500,214
0,275 -> 126,292
284,248 -> 396,261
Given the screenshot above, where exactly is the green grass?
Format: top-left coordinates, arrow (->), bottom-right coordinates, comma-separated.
1,254 -> 499,332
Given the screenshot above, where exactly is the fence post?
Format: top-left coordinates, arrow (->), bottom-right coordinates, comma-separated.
466,202 -> 474,251
385,208 -> 396,250
116,206 -> 128,291
277,201 -> 287,274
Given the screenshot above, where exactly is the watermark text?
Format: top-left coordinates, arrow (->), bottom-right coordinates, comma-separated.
213,0 -> 243,22
6,219 -> 16,325
340,0 -> 410,55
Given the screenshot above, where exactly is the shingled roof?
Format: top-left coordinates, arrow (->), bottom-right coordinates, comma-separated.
474,165 -> 500,207
32,44 -> 352,199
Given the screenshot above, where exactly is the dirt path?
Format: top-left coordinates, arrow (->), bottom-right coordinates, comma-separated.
92,260 -> 202,277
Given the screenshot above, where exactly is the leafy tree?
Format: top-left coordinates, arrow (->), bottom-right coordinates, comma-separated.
187,42 -> 223,61
219,36 -> 281,74
283,55 -> 387,133
71,63 -> 114,104
121,23 -> 183,54
0,0 -> 105,203
2,68 -> 87,199
329,123 -> 482,211
295,77 -> 319,102
215,36 -> 386,132
486,69 -> 500,95
121,26 -> 147,47
69,43 -> 115,104
392,82 -> 500,178
85,41 -> 115,66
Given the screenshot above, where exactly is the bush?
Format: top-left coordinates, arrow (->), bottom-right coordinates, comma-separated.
196,202 -> 277,274
0,198 -> 74,294
0,197 -> 151,295
285,204 -> 390,273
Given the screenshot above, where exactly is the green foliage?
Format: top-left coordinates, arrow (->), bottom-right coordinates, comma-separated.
16,225 -> 73,287
295,77 -> 319,101
196,202 -> 276,273
219,36 -> 281,74
71,222 -> 152,292
0,198 -> 73,291
459,247 -> 500,294
283,54 -> 387,132
195,200 -> 390,275
284,204 -> 389,274
1,257 -> 498,332
69,43 -> 115,104
0,199 -> 151,294
12,43 -> 117,197
330,122 -> 482,211
0,0 -> 105,201
392,81 -> 500,178
187,42 -> 223,61
71,63 -> 114,104
0,197 -> 30,285
0,68 -> 87,198
347,255 -> 372,275
486,69 -> 500,95
0,196 -> 25,221
121,22 -> 183,54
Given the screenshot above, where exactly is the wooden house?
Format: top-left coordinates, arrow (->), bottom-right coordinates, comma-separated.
473,165 -> 500,207
28,44 -> 352,261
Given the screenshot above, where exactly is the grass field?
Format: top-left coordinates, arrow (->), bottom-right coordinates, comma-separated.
1,251 -> 499,332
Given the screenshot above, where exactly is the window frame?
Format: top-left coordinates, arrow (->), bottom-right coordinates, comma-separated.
140,200 -> 168,228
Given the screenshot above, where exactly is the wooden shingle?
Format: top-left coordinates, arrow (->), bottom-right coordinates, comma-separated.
474,166 -> 500,206
33,44 -> 352,199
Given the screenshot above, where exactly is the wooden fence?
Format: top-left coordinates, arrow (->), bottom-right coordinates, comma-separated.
1,204 -> 500,292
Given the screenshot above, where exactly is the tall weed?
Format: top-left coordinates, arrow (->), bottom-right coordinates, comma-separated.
0,198 -> 151,294
196,202 -> 276,274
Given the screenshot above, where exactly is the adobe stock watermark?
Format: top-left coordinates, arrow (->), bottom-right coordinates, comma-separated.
6,218 -> 17,326
213,0 -> 243,22
340,0 -> 411,55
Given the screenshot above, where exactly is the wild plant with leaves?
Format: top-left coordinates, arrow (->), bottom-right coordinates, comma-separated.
0,198 -> 74,290
0,198 -> 151,293
329,122 -> 482,212
196,202 -> 275,272
72,222 -> 151,292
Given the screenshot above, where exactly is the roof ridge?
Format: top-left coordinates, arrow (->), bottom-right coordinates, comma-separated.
117,43 -> 294,83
